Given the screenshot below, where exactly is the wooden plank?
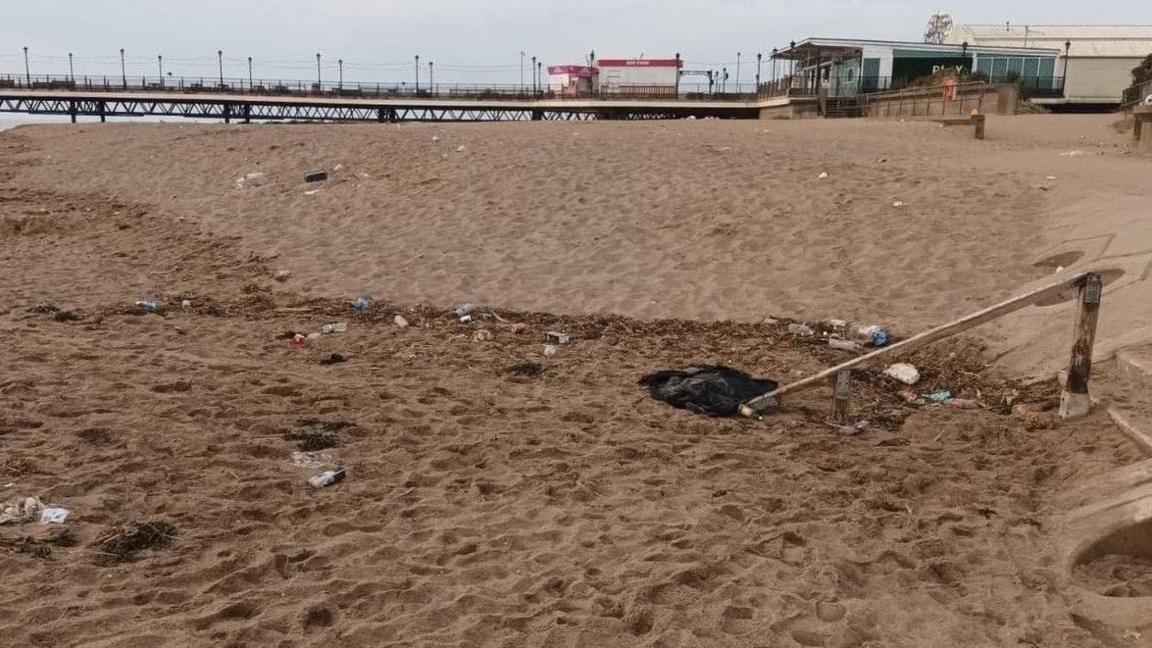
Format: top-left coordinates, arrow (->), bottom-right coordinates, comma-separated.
973,114 -> 986,140
832,369 -> 852,424
1060,273 -> 1102,419
744,272 -> 1090,413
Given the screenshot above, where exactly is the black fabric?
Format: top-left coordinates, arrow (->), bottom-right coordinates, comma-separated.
639,366 -> 778,417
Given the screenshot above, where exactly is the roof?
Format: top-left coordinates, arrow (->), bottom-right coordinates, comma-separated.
770,37 -> 1059,60
946,24 -> 1152,58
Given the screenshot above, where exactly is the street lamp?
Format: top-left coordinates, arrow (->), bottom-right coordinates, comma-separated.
22,46 -> 30,86
537,61 -> 542,94
157,55 -> 163,86
217,50 -> 224,88
315,53 -> 322,89
756,52 -> 762,91
428,61 -> 434,94
120,48 -> 126,89
771,48 -> 778,84
248,56 -> 253,90
531,55 -> 537,93
338,59 -> 343,89
520,51 -> 525,91
415,54 -> 420,92
736,52 -> 741,91
68,52 -> 74,82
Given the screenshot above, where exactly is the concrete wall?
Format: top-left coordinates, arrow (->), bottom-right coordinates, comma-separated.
1064,57 -> 1143,102
861,83 -> 1019,118
758,98 -> 820,119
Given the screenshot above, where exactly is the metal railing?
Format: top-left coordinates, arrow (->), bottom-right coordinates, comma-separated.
756,74 -> 1065,100
0,73 -> 761,103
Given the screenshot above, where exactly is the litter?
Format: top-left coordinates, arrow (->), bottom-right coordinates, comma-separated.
455,304 -> 475,317
830,420 -> 869,436
304,170 -> 328,182
883,363 -> 920,385
319,353 -> 347,365
510,322 -> 527,334
40,507 -> 69,524
1045,175 -> 1057,180
1,496 -> 43,525
892,201 -> 905,207
290,333 -> 308,347
544,332 -> 571,345
350,296 -> 374,313
309,468 -> 346,488
818,172 -> 829,179
459,314 -> 474,324
640,366 -> 779,417
455,145 -> 466,152
927,390 -> 952,403
543,344 -> 558,357
432,136 -> 441,142
850,324 -> 889,347
828,338 -> 860,351
181,299 -> 193,309
787,323 -> 814,336
320,322 -> 349,335
333,164 -> 344,171
134,298 -> 159,313
472,329 -> 494,342
393,315 -> 410,328
274,270 -> 291,282
1059,151 -> 1084,157
876,156 -> 888,163
946,398 -> 980,409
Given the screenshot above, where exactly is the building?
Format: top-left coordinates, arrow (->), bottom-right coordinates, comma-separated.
768,38 -> 1061,97
945,24 -> 1152,106
547,65 -> 598,97
595,58 -> 682,96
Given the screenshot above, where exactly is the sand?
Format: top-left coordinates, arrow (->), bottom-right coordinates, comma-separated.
1,115 -> 1149,647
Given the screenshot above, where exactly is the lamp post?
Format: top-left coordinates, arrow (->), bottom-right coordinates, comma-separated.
157,55 -> 163,86
338,58 -> 343,89
68,52 -> 74,82
755,52 -> 762,91
248,56 -> 253,90
735,52 -> 741,92
218,50 -> 224,88
414,54 -> 420,92
771,48 -> 777,84
428,61 -> 433,94
537,61 -> 542,95
520,51 -> 525,91
120,48 -> 126,89
23,46 -> 30,86
315,53 -> 321,89
789,40 -> 796,81
531,55 -> 537,93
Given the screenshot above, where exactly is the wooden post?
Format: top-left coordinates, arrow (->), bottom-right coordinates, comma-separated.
1060,273 -> 1103,419
972,113 -> 986,140
832,369 -> 852,424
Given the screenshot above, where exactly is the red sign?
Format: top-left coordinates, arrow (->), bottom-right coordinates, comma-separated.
596,59 -> 682,68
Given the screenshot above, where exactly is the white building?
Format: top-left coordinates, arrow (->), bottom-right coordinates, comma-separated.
946,24 -> 1152,105
596,58 -> 682,96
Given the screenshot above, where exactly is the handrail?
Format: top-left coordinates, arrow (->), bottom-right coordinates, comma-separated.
742,271 -> 1100,416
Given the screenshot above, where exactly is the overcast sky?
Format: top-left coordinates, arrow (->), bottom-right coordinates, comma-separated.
3,1 -> 1151,85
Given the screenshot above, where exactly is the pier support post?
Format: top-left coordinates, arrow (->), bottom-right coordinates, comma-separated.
242,104 -> 251,124
1060,273 -> 1102,419
972,113 -> 986,140
223,103 -> 232,124
531,110 -> 544,121
377,108 -> 385,122
98,101 -> 106,123
69,101 -> 77,124
832,369 -> 852,424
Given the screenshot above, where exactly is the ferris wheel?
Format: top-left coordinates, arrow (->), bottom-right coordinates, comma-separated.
924,12 -> 954,44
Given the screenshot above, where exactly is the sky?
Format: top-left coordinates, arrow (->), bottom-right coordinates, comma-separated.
3,0 -> 1152,87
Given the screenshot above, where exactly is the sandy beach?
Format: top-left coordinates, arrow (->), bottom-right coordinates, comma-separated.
2,114 -> 1150,647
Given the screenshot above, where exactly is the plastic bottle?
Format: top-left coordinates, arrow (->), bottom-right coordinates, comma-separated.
350,296 -> 374,313
134,299 -> 159,312
309,468 -> 346,488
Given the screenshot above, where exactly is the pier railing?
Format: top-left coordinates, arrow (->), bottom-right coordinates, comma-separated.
0,73 -> 761,103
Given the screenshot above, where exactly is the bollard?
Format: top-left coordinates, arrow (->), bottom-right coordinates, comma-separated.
1060,273 -> 1103,419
